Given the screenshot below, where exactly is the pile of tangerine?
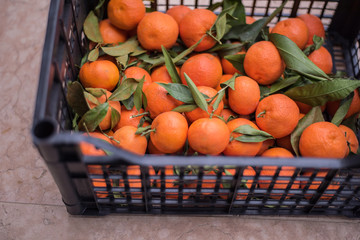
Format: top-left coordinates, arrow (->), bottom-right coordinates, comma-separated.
79,0 -> 359,161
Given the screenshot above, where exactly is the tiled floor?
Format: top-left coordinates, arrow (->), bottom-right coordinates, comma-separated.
1,0 -> 359,239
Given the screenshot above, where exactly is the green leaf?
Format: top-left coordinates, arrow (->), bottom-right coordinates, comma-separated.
83,91 -> 100,105
78,102 -> 109,131
101,36 -> 138,56
134,77 -> 145,111
161,46 -> 181,84
212,90 -> 225,113
234,135 -> 273,143
88,47 -> 99,62
94,0 -> 106,20
85,88 -> 107,98
116,55 -> 129,68
122,94 -> 134,110
208,2 -> 223,11
172,104 -> 198,113
110,106 -> 120,130
95,0 -> 106,10
233,124 -> 274,143
223,0 -> 245,23
269,33 -> 330,81
208,43 -> 244,58
290,106 -> 324,156
183,73 -> 208,112
137,53 -> 165,66
83,11 -> 103,43
130,46 -> 147,57
224,54 -> 245,74
232,124 -> 273,138
270,76 -> 301,94
66,81 -> 89,116
224,1 -> 286,42
109,78 -> 138,101
157,83 -> 194,104
285,79 -> 360,106
303,35 -> 324,56
220,73 -> 238,90
331,93 -> 354,126
209,4 -> 239,43
80,52 -> 89,68
260,85 -> 270,99
172,36 -> 206,64
72,113 -> 80,131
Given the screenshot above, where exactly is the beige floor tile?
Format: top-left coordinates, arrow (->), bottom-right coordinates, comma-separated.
1,202 -> 360,240
1,0 -> 360,239
0,0 -> 62,206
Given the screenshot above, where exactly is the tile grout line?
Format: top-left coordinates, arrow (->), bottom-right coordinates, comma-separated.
0,200 -> 64,208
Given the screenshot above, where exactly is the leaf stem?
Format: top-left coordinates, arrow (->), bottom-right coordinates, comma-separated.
130,111 -> 150,119
206,31 -> 222,44
256,110 -> 266,118
141,128 -> 156,136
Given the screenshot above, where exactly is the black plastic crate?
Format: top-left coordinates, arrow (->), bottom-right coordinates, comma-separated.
32,0 -> 360,216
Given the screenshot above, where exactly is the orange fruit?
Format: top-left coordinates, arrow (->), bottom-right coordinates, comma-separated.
256,139 -> 275,156
228,76 -> 260,115
221,51 -> 245,75
155,166 -> 191,199
185,86 -> 224,123
166,5 -> 192,26
255,94 -> 300,138
259,148 -> 299,199
326,89 -> 360,120
297,14 -> 325,45
272,18 -> 309,49
246,16 -> 256,24
299,122 -> 348,158
92,179 -> 110,198
218,108 -> 237,122
243,41 -> 284,85
113,105 -> 149,131
308,46 -> 333,74
80,132 -> 112,156
179,9 -> 217,52
150,111 -> 188,154
276,113 -> 307,153
300,170 -> 339,200
137,11 -> 179,50
180,53 -> 222,88
107,0 -> 146,31
81,132 -> 112,175
122,66 -> 152,91
79,60 -> 119,91
144,82 -> 182,119
99,19 -> 127,45
223,118 -> 263,156
261,147 -> 294,158
216,74 -> 233,91
86,90 -> 121,131
188,118 -> 230,155
339,125 -> 359,156
220,167 -> 256,200
151,65 -> 180,83
113,126 -> 148,155
276,135 -> 294,154
147,138 -> 165,155
295,100 -> 326,114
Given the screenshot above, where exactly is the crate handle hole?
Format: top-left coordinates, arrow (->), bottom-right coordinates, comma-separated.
33,120 -> 56,139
